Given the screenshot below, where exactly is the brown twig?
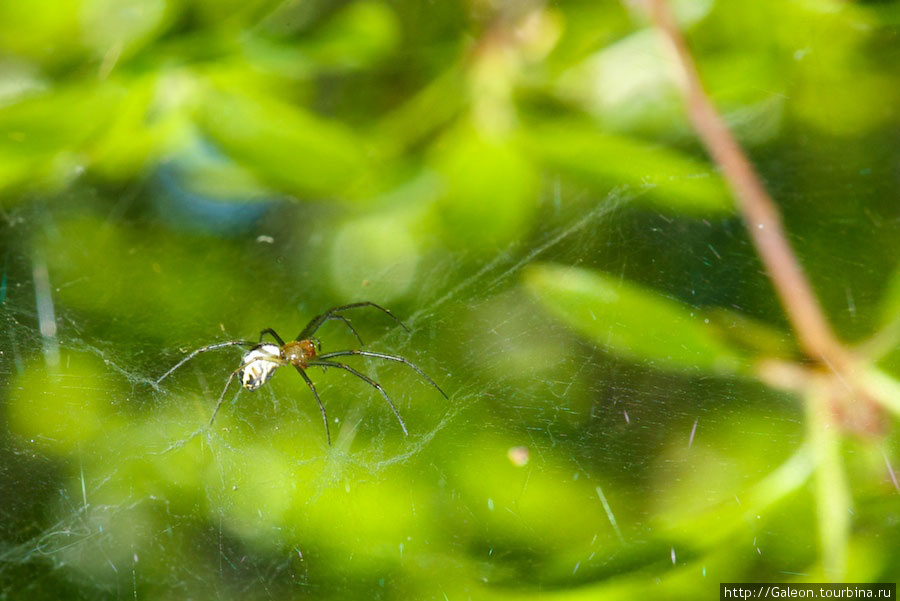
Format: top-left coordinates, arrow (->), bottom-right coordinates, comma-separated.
644,0 -> 852,372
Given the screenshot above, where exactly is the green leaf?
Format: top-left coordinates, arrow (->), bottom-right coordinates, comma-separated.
704,307 -> 796,360
431,124 -> 539,251
523,119 -> 733,215
7,352 -> 126,455
302,1 -> 400,69
865,267 -> 900,361
878,265 -> 900,328
40,215 -> 285,341
0,1 -> 82,64
858,368 -> 900,417
0,83 -> 121,195
523,262 -> 744,373
199,83 -> 372,199
375,64 -> 466,153
80,0 -> 172,61
329,211 -> 420,303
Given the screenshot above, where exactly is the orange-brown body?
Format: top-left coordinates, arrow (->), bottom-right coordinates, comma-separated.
282,339 -> 317,367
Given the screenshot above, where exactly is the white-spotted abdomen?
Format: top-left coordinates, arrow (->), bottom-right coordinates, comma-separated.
239,344 -> 282,390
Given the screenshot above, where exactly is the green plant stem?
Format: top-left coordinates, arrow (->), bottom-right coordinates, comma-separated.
806,384 -> 851,581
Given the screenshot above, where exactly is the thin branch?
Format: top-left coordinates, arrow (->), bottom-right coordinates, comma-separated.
644,0 -> 851,371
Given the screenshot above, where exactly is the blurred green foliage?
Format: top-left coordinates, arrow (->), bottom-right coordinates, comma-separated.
2,0 -> 900,599
524,262 -> 745,373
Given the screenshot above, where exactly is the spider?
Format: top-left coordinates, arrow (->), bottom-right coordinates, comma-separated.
155,302 -> 447,444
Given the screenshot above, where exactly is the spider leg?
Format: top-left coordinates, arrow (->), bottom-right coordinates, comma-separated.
156,340 -> 257,385
294,366 -> 331,446
209,366 -> 242,426
324,315 -> 364,347
307,360 -> 409,436
259,328 -> 286,346
314,350 -> 448,399
297,302 -> 410,341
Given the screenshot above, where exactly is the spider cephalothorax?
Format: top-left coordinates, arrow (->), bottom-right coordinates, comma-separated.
281,339 -> 317,367
156,303 -> 447,444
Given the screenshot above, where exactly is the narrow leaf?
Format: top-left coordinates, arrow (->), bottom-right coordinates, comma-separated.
524,120 -> 733,215
524,262 -> 744,373
200,84 -> 371,199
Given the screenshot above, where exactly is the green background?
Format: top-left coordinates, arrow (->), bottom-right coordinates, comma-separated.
1,0 -> 899,598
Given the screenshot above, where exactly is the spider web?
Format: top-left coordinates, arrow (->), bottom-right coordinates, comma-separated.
0,184 -> 675,598
0,163 -> 892,600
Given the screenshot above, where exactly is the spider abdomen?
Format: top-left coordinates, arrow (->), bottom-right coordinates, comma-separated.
239,344 -> 281,390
